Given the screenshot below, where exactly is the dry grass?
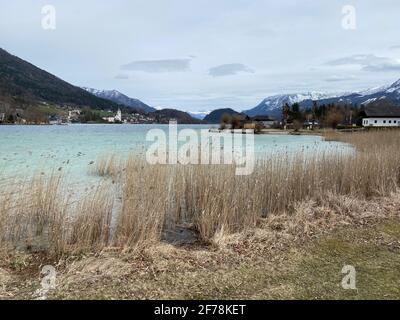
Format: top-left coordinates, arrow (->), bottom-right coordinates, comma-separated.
90,154 -> 123,178
113,157 -> 168,248
68,184 -> 114,252
324,129 -> 399,150
0,174 -> 67,254
1,129 -> 400,257
0,175 -> 114,256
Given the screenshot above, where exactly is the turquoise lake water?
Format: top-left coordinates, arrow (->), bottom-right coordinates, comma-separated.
0,124 -> 350,186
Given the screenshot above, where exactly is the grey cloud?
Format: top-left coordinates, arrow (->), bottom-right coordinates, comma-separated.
390,45 -> 400,50
121,59 -> 191,73
208,63 -> 254,77
325,54 -> 400,72
363,64 -> 400,72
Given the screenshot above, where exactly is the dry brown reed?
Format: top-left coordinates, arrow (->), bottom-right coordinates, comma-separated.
0,174 -> 67,254
90,154 -> 123,178
68,184 -> 114,252
113,157 -> 168,248
114,129 -> 400,243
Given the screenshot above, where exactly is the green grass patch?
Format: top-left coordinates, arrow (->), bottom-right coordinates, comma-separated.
288,220 -> 400,300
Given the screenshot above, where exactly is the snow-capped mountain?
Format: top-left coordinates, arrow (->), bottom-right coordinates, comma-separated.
244,92 -> 342,117
313,78 -> 400,108
245,79 -> 400,117
385,79 -> 400,94
188,110 -> 211,120
358,84 -> 391,96
82,87 -> 156,113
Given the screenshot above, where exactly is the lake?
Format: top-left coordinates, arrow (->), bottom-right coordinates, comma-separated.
0,124 -> 350,185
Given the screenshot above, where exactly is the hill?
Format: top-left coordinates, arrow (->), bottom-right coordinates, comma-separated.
150,109 -> 204,124
203,108 -> 242,123
0,48 -> 119,111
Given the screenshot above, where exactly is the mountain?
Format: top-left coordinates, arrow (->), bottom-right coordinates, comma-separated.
0,48 -> 119,110
187,111 -> 210,120
203,108 -> 243,124
245,79 -> 400,118
82,87 -> 156,113
150,109 -> 204,124
244,92 -> 341,118
304,79 -> 400,108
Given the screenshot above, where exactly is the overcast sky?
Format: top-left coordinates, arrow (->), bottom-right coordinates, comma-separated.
1,0 -> 400,111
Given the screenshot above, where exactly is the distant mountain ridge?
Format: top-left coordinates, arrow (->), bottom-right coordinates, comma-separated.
3,47 -> 400,123
244,92 -> 340,117
187,111 -> 210,120
82,87 -> 156,113
0,48 -> 119,110
245,79 -> 400,118
301,79 -> 400,109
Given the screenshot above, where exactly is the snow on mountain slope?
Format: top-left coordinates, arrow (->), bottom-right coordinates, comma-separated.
359,84 -> 390,96
244,92 -> 341,117
385,79 -> 400,94
245,78 -> 400,117
82,87 -> 155,113
188,111 -> 211,120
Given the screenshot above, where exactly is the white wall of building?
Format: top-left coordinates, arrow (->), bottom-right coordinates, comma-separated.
115,109 -> 122,122
102,109 -> 122,123
363,118 -> 400,127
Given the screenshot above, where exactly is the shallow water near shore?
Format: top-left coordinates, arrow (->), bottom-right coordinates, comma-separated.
0,124 -> 350,185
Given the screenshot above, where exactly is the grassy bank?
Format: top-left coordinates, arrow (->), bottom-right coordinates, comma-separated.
1,193 -> 399,299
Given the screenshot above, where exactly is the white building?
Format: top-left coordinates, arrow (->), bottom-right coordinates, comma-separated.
363,118 -> 400,127
362,105 -> 400,127
115,109 -> 122,122
103,108 -> 122,123
68,109 -> 81,122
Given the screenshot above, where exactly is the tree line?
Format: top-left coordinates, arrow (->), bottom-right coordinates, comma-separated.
282,102 -> 364,129
218,102 -> 366,131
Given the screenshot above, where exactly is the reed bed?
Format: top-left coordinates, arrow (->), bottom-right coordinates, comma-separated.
68,184 -> 114,252
90,154 -> 123,178
1,130 -> 400,256
323,129 -> 400,151
0,174 -> 67,254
